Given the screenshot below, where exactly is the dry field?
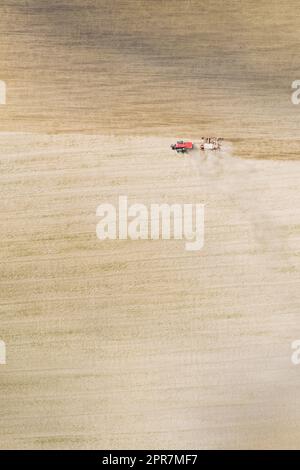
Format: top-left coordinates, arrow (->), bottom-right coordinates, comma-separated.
0,0 -> 300,450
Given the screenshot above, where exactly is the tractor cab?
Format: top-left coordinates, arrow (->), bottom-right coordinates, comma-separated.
171,141 -> 193,153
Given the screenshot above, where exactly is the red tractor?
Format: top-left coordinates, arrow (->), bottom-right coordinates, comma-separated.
171,141 -> 193,154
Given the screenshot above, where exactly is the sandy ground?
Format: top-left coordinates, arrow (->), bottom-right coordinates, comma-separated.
0,133 -> 300,449
1,0 -> 300,450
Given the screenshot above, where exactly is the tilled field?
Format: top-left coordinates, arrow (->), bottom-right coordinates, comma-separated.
1,0 -> 300,450
0,134 -> 300,449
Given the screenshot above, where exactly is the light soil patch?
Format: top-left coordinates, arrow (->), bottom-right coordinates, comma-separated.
0,133 -> 300,449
